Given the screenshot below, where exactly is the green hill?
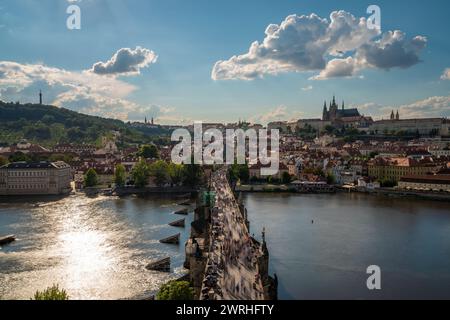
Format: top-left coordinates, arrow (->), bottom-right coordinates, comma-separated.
0,101 -> 171,147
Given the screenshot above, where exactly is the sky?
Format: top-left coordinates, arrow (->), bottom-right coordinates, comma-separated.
0,0 -> 449,125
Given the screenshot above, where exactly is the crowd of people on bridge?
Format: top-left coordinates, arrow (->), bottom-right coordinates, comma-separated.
201,169 -> 265,300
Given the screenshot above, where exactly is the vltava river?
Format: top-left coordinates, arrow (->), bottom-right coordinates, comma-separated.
243,193 -> 450,300
0,194 -> 193,300
1,192 -> 449,300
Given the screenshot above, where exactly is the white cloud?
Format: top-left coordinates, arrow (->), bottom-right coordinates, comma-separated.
0,61 -> 135,100
311,57 -> 360,80
356,31 -> 427,70
301,85 -> 313,91
90,47 -> 158,76
441,68 -> 450,80
353,96 -> 450,119
250,106 -> 304,124
212,11 -> 426,81
0,60 -> 181,124
396,96 -> 450,118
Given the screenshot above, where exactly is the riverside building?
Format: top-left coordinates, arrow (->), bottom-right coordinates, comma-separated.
0,161 -> 72,196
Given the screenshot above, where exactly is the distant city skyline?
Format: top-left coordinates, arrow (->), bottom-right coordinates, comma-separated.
0,0 -> 450,125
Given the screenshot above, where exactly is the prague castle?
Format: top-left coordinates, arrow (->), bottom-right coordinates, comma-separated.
322,96 -> 361,122
268,96 -> 449,137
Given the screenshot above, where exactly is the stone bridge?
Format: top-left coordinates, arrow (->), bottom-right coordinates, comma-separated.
184,168 -> 277,300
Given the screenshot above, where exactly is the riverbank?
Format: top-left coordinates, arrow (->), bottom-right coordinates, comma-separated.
338,186 -> 450,202
236,184 -> 450,201
236,184 -> 335,194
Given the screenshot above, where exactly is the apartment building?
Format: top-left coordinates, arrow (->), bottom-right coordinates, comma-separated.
0,161 -> 72,196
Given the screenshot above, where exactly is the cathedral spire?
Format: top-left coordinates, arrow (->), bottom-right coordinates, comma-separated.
342,101 -> 345,110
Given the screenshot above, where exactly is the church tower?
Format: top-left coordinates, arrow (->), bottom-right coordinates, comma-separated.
39,90 -> 43,105
390,110 -> 395,120
396,110 -> 400,120
323,101 -> 329,121
330,95 -> 338,121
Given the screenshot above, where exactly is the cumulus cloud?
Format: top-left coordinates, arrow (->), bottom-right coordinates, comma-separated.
353,96 -> 450,119
396,96 -> 450,118
0,61 -> 135,100
356,31 -> 427,70
212,10 -> 427,81
441,68 -> 450,80
90,47 -> 158,76
0,60 -> 179,124
311,57 -> 360,80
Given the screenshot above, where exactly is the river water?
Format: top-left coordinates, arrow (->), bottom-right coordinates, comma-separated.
1,192 -> 449,300
243,193 -> 450,300
0,194 -> 193,300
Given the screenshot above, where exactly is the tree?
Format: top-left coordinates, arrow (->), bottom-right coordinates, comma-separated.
67,127 -> 85,142
131,159 -> 150,188
369,152 -> 379,159
9,152 -> 31,163
149,160 -> 169,187
324,125 -> 336,135
182,164 -> 203,187
281,172 -> 292,184
379,178 -> 397,188
327,173 -> 336,185
230,164 -> 250,184
168,163 -> 184,186
41,114 -> 55,125
238,165 -> 250,184
84,168 -> 99,187
139,144 -> 159,159
0,156 -> 8,167
49,153 -> 73,163
25,121 -> 52,140
156,281 -> 194,301
33,285 -> 69,301
114,164 -> 127,187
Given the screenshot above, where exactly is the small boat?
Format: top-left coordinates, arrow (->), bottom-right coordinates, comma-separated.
169,218 -> 185,228
173,208 -> 189,215
160,233 -> 180,245
146,257 -> 171,272
0,235 -> 16,246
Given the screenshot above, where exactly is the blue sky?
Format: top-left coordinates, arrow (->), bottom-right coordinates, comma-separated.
0,0 -> 449,124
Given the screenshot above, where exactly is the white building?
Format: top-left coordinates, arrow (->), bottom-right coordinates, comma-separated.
0,161 -> 72,196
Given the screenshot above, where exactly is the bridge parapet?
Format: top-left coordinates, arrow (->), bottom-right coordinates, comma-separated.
185,168 -> 276,300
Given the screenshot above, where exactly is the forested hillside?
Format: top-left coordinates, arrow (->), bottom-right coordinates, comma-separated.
0,101 -> 171,147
